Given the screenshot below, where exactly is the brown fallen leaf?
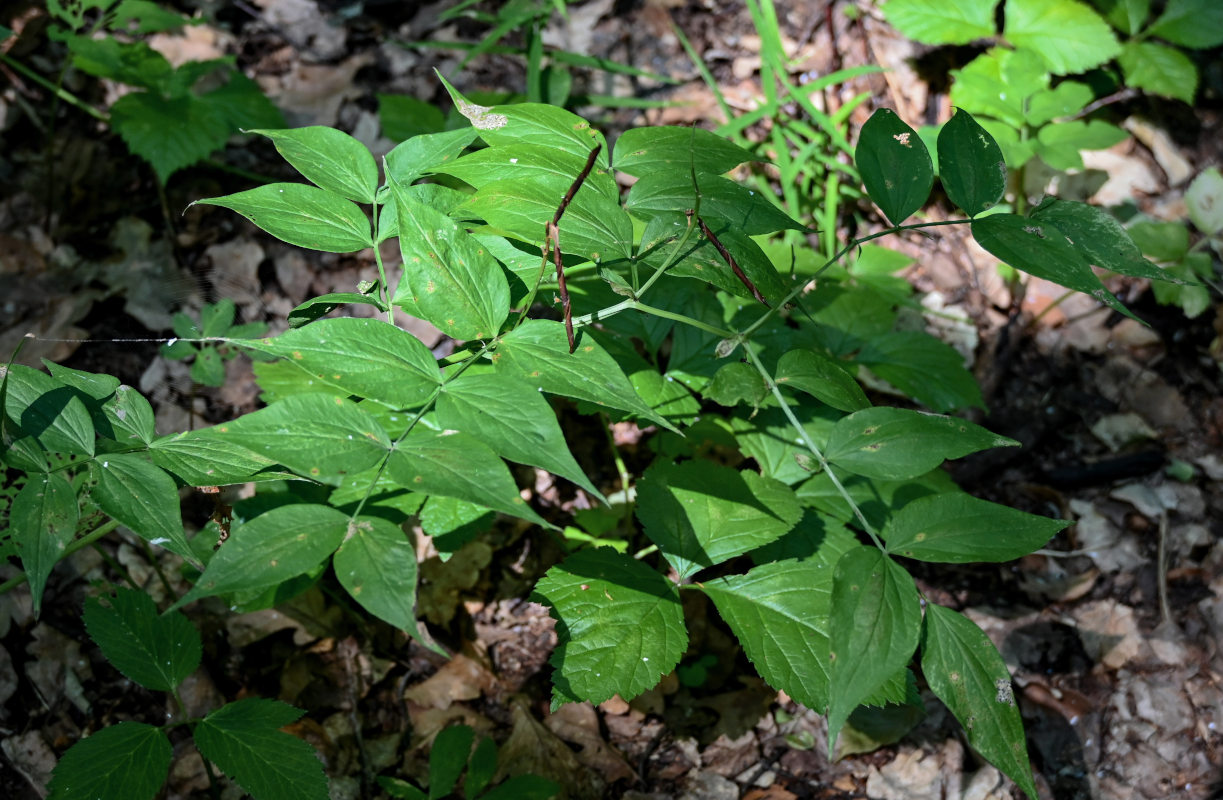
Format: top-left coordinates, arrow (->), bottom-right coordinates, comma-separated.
545,702 -> 637,785
497,696 -> 604,800
403,652 -> 497,710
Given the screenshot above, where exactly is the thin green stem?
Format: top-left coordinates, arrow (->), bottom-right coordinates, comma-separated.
0,54 -> 109,122
370,202 -> 393,323
629,302 -> 735,338
0,519 -> 121,597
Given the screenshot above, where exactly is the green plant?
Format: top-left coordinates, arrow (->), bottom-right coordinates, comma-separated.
378,723 -> 559,800
163,299 -> 268,387
3,80 -> 1177,798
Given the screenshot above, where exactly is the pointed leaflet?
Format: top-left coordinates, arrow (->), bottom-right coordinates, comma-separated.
386,429 -> 550,527
938,109 -> 1005,217
150,433 -> 282,486
1028,197 -> 1176,283
972,213 -> 1139,321
436,372 -> 603,499
174,504 -> 349,608
82,586 -> 201,692
98,385 -> 156,445
11,472 -> 77,615
202,394 -> 391,485
389,179 -> 509,340
827,547 -> 922,750
1118,42 -> 1198,104
384,126 -> 477,186
825,407 -> 1017,481
193,183 -> 372,253
429,724 -> 474,798
856,109 -> 933,227
250,127 -> 379,204
431,143 -> 619,201
613,126 -> 757,177
247,317 -> 441,409
91,454 -> 196,565
494,320 -> 675,431
47,722 -> 171,800
3,364 -> 94,456
1146,0 -> 1223,49
533,548 -> 686,708
775,349 -> 869,413
922,604 -> 1038,799
886,493 -> 1068,562
333,516 -> 432,645
194,699 -> 329,800
635,461 -> 802,580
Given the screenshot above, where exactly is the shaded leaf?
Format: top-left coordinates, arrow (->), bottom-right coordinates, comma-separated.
937,109 -> 1005,216
1146,0 -> 1223,48
3,365 -> 94,456
1117,41 -> 1198,104
194,699 -> 329,800
11,472 -> 77,615
334,517 -> 431,644
91,454 -> 196,565
1028,198 -> 1176,283
613,126 -> 757,177
625,171 -> 804,236
47,722 -> 171,800
884,493 -> 1069,562
83,586 -> 201,692
775,349 -> 869,413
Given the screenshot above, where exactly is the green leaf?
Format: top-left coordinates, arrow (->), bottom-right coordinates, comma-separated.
99,384 -> 157,445
626,171 -> 804,236
193,183 -> 372,253
825,407 -> 1017,481
3,364 -> 95,456
176,505 -> 349,606
482,776 -> 561,800
826,548 -> 922,750
1117,42 -> 1198,104
437,372 -> 602,499
937,109 -> 1005,217
47,722 -> 171,800
83,586 -> 201,692
429,725 -> 473,798
465,736 -> 497,799
194,699 -> 329,800
493,320 -> 675,431
66,35 -> 173,91
249,317 -> 441,409
1024,81 -> 1094,127
702,558 -> 838,711
199,71 -> 286,131
1004,0 -> 1121,75
533,548 -> 686,707
646,220 -> 792,305
731,404 -> 842,486
390,180 -> 510,340
971,213 -> 1137,320
11,472 -> 77,615
44,361 -> 119,399
1146,0 -> 1223,48
111,92 -> 231,182
379,776 -> 428,800
950,48 -> 1047,130
91,454 -> 196,565
384,127 -> 478,186
378,93 -> 445,141
1127,220 -> 1189,262
857,332 -> 984,413
775,349 -> 869,413
1094,0 -> 1150,34
856,109 -> 933,226
882,0 -> 998,44
386,429 -> 549,527
250,127 -> 379,204
705,361 -> 770,408
922,605 -> 1037,799
884,493 -> 1069,562
334,517 -> 430,643
203,394 -> 391,484
613,126 -> 757,177
636,461 -> 802,579
1187,168 -> 1223,236
149,433 -> 281,486
1028,198 -> 1175,283
1035,120 -> 1127,170
432,143 -> 618,201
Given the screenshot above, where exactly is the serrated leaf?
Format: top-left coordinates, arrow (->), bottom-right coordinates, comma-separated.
11,472 -> 77,615
857,332 -> 984,412
195,699 -> 329,800
1028,198 -> 1176,283
83,586 -> 201,691
390,180 -> 510,340
3,365 -> 94,456
199,71 -> 286,131
1186,168 -> 1223,236
937,109 -> 1005,217
1035,120 -> 1127,171
971,213 -> 1138,320
882,0 -> 997,44
533,548 -> 686,707
922,605 -> 1038,799
111,91 -> 231,182
175,505 -> 349,607
248,317 -> 441,409
384,127 -> 478,186
825,407 -> 1016,481
194,183 -> 372,253
386,429 -> 549,526
1024,81 -> 1094,127
856,109 -> 933,226
436,372 -> 602,499
493,320 -> 675,431
91,454 -> 196,564
775,349 -> 869,413
732,403 -> 842,486
950,48 -> 1047,130
1146,0 -> 1223,48
47,722 -> 171,800
636,461 -> 802,579
1094,0 -> 1150,34
334,517 -> 431,644
702,558 -> 839,711
827,548 -> 921,750
884,493 -> 1069,562
149,433 -> 281,485
1117,42 -> 1198,104
613,126 -> 757,177
625,171 -> 804,236
1004,0 -> 1120,75
251,127 -> 378,204
203,394 -> 391,484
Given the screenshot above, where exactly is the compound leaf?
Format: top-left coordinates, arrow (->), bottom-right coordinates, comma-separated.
1145,0 -> 1223,49
250,127 -> 379,204
775,349 -> 869,413
91,454 -> 196,565
82,586 -> 201,692
47,722 -> 171,800
1118,41 -> 1198,104
922,604 -> 1038,799
334,517 -> 431,645
11,472 -> 77,615
882,0 -> 998,44
111,91 -> 231,182
533,548 -> 686,708
857,109 -> 933,226
884,493 -> 1069,562
937,109 -> 1005,217
1004,0 -> 1120,74
194,699 -> 329,800
827,548 -> 921,750
194,183 -> 372,253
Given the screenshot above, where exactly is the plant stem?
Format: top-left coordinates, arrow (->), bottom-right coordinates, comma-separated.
370,202 -> 393,322
0,519 -> 121,597
0,54 -> 109,122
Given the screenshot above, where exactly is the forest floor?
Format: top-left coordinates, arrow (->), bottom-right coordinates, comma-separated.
1,1 -> 1222,799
